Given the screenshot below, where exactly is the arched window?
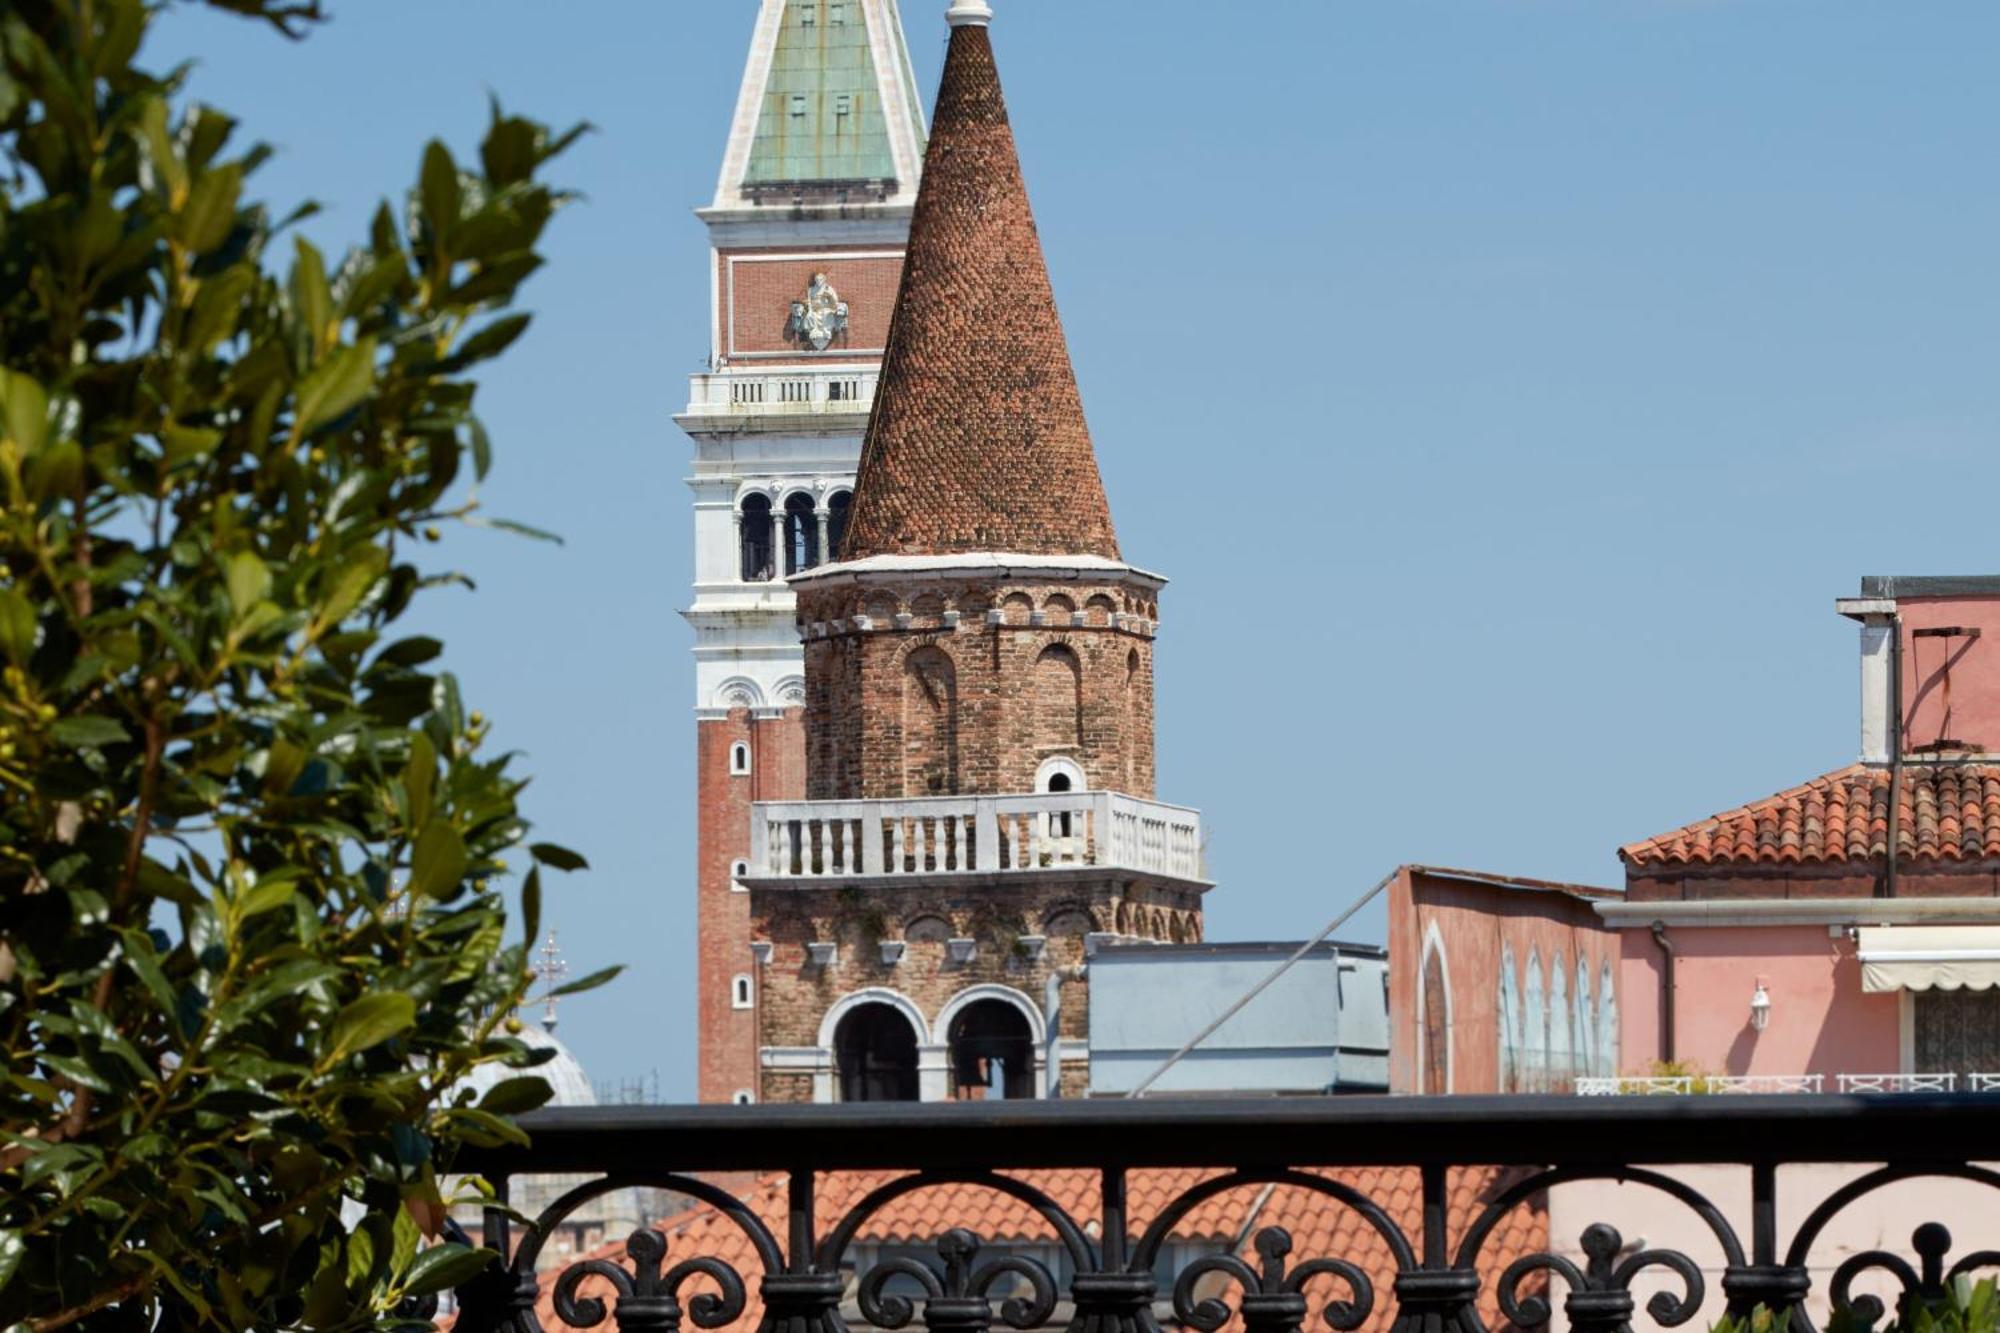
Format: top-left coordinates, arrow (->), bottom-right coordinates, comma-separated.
783,493 -> 820,574
1034,644 -> 1083,752
730,742 -> 751,776
1549,953 -> 1571,1091
740,494 -> 775,582
731,974 -> 753,1010
1599,962 -> 1619,1077
1498,944 -> 1521,1094
1524,952 -> 1546,1093
732,1089 -> 755,1106
827,491 -> 853,562
731,859 -> 749,893
1421,932 -> 1450,1095
947,999 -> 1035,1100
833,1002 -> 920,1102
1575,958 -> 1595,1077
902,646 -> 959,796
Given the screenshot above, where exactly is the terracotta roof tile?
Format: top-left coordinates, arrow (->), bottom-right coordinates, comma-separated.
839,23 -> 1121,563
491,1166 -> 1545,1333
1620,762 -> 2000,867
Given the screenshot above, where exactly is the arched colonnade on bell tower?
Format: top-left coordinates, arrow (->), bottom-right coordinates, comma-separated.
810,983 -> 1049,1103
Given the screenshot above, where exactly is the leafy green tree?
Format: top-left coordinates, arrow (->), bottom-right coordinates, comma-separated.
0,1 -> 607,1327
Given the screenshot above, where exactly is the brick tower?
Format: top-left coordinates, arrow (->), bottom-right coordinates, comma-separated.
681,0 -> 927,1106
740,0 -> 1211,1104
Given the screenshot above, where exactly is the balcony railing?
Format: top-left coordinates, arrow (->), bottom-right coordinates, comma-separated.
683,370 -> 879,418
1578,1073 -> 2000,1095
442,1096 -> 2000,1333
748,791 -> 1206,885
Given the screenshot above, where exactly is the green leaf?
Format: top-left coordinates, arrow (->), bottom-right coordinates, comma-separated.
160,425 -> 222,468
521,866 -> 542,946
408,820 -> 467,900
24,439 -> 81,501
238,879 -> 296,917
0,587 -> 34,665
475,1075 -> 552,1116
1,368 -> 50,453
225,550 -> 270,618
420,140 -> 461,239
434,312 -> 530,373
548,964 -> 622,999
401,1243 -> 495,1299
326,993 -> 415,1062
405,731 -> 437,830
0,1228 -> 24,1294
50,716 -> 130,750
289,235 -> 332,357
316,546 -> 387,626
469,515 -> 563,544
177,162 -> 243,253
291,336 -> 376,438
528,842 -> 588,873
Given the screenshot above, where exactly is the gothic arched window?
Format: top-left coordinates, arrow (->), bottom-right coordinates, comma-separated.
1421,935 -> 1450,1095
1550,952 -> 1571,1091
740,494 -> 775,582
947,999 -> 1034,1100
1599,962 -> 1619,1076
1498,944 -> 1521,1094
1576,957 -> 1595,1077
827,490 -> 852,562
833,1003 -> 920,1103
1524,952 -> 1546,1093
783,493 -> 819,574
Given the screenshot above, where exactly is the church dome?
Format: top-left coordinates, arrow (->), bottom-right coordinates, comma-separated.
456,1019 -> 597,1110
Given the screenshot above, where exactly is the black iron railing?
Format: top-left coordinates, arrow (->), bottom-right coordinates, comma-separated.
446,1095 -> 2000,1333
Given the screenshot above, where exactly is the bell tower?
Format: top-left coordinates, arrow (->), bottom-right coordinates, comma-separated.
743,0 -> 1210,1105
682,0 -> 926,1106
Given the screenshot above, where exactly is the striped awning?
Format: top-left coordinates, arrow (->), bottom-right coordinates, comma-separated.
1857,926 -> 2000,993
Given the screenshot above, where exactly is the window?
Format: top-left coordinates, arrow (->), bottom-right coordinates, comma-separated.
790,95 -> 808,118
731,859 -> 749,893
835,94 -> 852,118
732,974 -> 754,1010
947,1000 -> 1035,1100
740,494 -> 775,582
827,491 -> 853,561
730,742 -> 751,776
829,1 -> 845,22
783,493 -> 820,574
834,1002 -> 920,1102
732,1089 -> 755,1106
1422,942 -> 1449,1095
1914,989 -> 2000,1080
800,2 -> 814,24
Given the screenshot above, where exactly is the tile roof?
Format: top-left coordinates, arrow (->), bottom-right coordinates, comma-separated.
839,22 -> 1121,563
486,1165 -> 1545,1333
1619,762 -> 2000,867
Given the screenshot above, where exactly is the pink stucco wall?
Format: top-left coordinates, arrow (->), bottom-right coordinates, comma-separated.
1617,924 -> 1902,1076
1900,594 -> 2000,754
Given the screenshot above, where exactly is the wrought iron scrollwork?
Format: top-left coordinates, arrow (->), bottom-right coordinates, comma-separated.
1830,1224 -> 2000,1331
1496,1223 -> 1704,1333
1173,1225 -> 1375,1333
552,1229 -> 746,1332
857,1228 -> 1059,1333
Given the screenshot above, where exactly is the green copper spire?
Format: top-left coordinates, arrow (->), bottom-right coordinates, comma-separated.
746,0 -> 899,187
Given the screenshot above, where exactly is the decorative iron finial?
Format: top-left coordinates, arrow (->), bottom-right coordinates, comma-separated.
532,930 -> 570,1031
946,0 -> 992,27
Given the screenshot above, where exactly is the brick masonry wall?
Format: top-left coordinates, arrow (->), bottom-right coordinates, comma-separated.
750,874 -> 1203,1102
796,574 -> 1160,800
697,708 -> 806,1104
720,249 -> 905,362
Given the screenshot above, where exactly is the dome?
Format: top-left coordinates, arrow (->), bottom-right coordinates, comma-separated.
455,1019 -> 597,1110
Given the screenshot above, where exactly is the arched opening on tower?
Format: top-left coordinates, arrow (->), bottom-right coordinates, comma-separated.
1422,941 -> 1450,1095
740,494 -> 775,582
1034,644 -> 1083,754
827,490 -> 852,562
947,1000 -> 1035,1101
783,493 -> 820,574
902,647 -> 959,797
832,1003 -> 920,1103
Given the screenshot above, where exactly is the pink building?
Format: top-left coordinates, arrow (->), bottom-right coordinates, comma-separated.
1609,575 -> 2000,1089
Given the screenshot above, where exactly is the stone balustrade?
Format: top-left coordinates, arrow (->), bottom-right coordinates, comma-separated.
748,790 -> 1205,885
682,369 -> 878,417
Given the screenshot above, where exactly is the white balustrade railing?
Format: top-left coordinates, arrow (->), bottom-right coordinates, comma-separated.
684,370 -> 878,417
1578,1072 -> 1995,1096
749,791 -> 1205,884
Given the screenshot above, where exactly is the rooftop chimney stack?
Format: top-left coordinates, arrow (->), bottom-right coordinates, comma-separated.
1836,595 -> 1898,765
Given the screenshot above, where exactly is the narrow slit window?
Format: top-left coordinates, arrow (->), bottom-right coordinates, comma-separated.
731,742 -> 752,776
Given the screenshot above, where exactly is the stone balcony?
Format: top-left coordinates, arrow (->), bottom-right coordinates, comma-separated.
679,368 -> 879,422
745,790 -> 1208,891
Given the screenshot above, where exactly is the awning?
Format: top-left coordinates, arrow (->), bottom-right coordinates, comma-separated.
1857,925 -> 2000,993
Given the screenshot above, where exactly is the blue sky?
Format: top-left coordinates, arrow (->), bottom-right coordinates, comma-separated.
147,1 -> 2000,1098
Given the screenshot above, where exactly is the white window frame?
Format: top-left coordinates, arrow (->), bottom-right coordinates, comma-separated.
730,742 -> 752,776
732,974 -> 754,1010
732,1089 -> 755,1106
731,859 -> 750,893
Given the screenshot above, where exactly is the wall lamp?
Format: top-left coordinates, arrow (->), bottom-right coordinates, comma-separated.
1750,980 -> 1772,1033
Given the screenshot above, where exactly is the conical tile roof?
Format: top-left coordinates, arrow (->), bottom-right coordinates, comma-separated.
839,17 -> 1121,562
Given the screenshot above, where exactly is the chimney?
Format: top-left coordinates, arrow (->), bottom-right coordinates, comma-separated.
1837,596 -> 1897,765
